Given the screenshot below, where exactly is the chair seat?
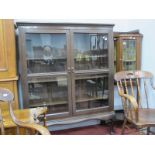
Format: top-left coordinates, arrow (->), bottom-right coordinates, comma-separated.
2,107 -> 47,128
128,108 -> 155,127
0,88 -> 50,135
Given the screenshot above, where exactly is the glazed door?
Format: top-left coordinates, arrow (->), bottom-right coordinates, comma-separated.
120,37 -> 138,71
19,27 -> 72,118
70,29 -> 113,115
27,75 -> 70,117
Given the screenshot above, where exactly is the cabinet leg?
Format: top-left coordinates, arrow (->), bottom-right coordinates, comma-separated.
109,119 -> 115,135
43,113 -> 47,127
147,127 -> 150,135
100,119 -> 115,135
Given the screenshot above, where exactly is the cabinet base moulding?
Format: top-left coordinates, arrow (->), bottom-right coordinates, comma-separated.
46,111 -> 115,126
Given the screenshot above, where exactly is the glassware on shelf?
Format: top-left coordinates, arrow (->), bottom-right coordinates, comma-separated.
28,77 -> 68,114
75,74 -> 109,110
26,33 -> 67,74
74,33 -> 108,70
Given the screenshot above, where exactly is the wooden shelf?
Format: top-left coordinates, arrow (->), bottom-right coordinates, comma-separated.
29,100 -> 68,108
74,54 -> 108,60
27,57 -> 66,61
76,94 -> 108,103
122,59 -> 136,62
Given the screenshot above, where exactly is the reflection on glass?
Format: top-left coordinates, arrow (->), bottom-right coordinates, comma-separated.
122,39 -> 136,70
74,33 -> 108,70
75,75 -> 109,110
28,77 -> 68,114
26,33 -> 67,74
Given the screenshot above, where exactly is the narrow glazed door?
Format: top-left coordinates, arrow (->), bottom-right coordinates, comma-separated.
19,27 -> 72,118
121,37 -> 137,71
70,29 -> 113,115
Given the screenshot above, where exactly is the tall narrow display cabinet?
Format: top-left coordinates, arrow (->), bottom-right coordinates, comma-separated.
0,19 -> 18,111
16,22 -> 114,125
114,31 -> 142,72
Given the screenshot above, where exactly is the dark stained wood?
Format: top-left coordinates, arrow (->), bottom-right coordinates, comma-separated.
47,111 -> 115,126
15,22 -> 114,27
16,22 -> 115,125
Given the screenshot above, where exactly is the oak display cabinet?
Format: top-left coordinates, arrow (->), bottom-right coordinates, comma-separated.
114,31 -> 143,72
16,22 -> 114,125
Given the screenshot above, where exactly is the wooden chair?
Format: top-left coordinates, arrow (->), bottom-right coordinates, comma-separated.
115,70 -> 155,134
0,88 -> 50,135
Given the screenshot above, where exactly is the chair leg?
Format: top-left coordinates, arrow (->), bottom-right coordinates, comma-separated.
0,111 -> 5,135
121,118 -> 127,135
0,122 -> 5,135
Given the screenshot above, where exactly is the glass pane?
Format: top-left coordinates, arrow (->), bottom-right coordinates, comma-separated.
25,33 -> 67,74
74,33 -> 108,70
75,74 -> 109,110
28,76 -> 68,114
122,39 -> 136,70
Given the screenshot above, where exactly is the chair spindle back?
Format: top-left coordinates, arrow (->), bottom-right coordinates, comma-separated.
115,70 -> 154,122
